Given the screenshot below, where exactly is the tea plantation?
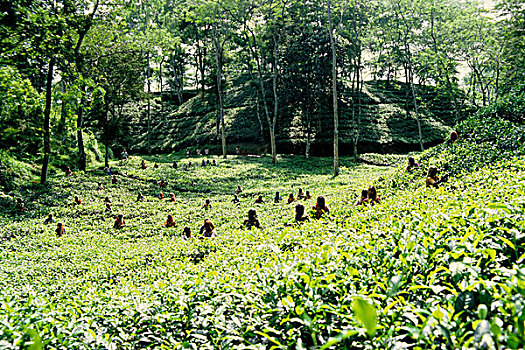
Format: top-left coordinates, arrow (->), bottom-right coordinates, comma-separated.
1,111 -> 525,349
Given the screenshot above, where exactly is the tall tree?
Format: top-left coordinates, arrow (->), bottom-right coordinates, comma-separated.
327,0 -> 339,175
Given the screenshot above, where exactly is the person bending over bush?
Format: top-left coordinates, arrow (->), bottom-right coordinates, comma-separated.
74,196 -> 82,205
199,219 -> 217,238
406,157 -> 420,172
114,214 -> 126,229
355,189 -> 368,206
297,188 -> 305,200
254,195 -> 265,204
364,186 -> 381,205
164,214 -> 176,227
274,191 -> 282,203
312,196 -> 329,219
183,227 -> 192,239
202,199 -> 212,209
56,223 -> 65,237
426,166 -> 445,188
287,193 -> 295,204
244,209 -> 261,229
44,213 -> 55,224
295,204 -> 309,223
232,194 -> 240,204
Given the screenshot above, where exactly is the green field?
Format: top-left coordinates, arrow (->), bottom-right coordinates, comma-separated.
2,137 -> 525,349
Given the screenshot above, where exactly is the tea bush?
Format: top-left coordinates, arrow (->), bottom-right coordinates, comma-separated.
1,137 -> 524,349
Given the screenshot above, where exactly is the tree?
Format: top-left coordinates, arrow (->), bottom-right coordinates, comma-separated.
327,0 -> 339,175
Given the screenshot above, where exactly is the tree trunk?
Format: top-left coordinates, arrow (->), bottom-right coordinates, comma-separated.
256,94 -> 264,142
146,53 -> 152,154
77,84 -> 86,171
271,35 -> 279,164
41,57 -> 55,184
305,107 -> 311,159
327,0 -> 339,176
409,67 -> 424,151
58,80 -> 67,134
214,27 -> 227,159
243,29 -> 273,162
105,144 -> 109,168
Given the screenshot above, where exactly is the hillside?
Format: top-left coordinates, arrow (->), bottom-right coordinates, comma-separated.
122,79 -> 463,155
2,91 -> 524,348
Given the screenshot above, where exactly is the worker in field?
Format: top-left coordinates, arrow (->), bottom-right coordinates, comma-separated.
295,204 -> 309,223
312,196 -> 329,219
164,214 -> 176,227
364,186 -> 381,205
243,208 -> 261,229
406,156 -> 420,172
141,160 -> 146,169
355,189 -> 368,206
426,166 -> 441,188
199,219 -> 217,238
202,199 -> 212,210
232,194 -> 240,204
287,193 -> 295,204
449,131 -> 458,144
297,188 -> 305,199
44,213 -> 55,224
74,195 -> 82,205
254,195 -> 265,204
183,227 -> 192,239
113,214 -> 126,229
274,191 -> 282,203
56,222 -> 65,237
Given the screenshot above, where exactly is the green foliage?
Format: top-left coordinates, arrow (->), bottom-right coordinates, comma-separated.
2,130 -> 525,348
0,66 -> 43,156
0,150 -> 38,191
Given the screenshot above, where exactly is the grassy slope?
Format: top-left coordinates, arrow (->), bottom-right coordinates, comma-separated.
126,79 -> 459,155
1,138 -> 525,349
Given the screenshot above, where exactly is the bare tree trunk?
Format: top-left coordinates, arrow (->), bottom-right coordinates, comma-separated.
243,28 -> 274,162
327,0 -> 339,176
271,35 -> 280,164
256,94 -> 264,142
305,107 -> 311,159
214,25 -> 227,159
41,57 -> 55,184
58,80 -> 67,134
146,53 -> 152,154
77,84 -> 86,171
159,56 -> 165,97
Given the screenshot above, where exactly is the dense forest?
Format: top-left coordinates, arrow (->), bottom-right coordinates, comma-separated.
1,0 -> 524,182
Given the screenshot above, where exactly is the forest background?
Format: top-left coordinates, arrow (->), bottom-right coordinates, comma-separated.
0,0 -> 524,186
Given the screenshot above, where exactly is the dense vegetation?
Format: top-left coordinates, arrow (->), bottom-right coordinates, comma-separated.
2,0 -> 525,348
1,0 -> 524,178
1,94 -> 525,348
